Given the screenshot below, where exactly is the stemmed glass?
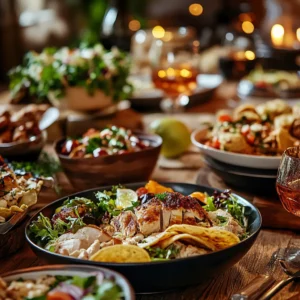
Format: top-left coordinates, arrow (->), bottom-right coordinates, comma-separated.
149,29 -> 200,113
277,146 -> 300,216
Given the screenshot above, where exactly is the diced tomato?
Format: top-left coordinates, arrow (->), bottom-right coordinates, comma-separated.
47,291 -> 73,300
255,81 -> 268,89
246,133 -> 255,145
136,187 -> 148,197
241,125 -> 250,136
93,148 -> 109,157
218,114 -> 232,123
212,137 -> 221,149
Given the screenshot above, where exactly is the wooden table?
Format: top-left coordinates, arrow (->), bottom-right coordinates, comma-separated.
1,82 -> 300,300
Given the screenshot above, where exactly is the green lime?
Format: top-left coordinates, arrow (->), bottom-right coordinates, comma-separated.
150,118 -> 191,158
115,189 -> 138,209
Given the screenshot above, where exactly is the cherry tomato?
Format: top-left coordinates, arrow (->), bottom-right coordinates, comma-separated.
61,140 -> 80,155
136,187 -> 148,197
246,133 -> 255,145
93,148 -> 109,157
47,291 -> 73,300
218,114 -> 232,123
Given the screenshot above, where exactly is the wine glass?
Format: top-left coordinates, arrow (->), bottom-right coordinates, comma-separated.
277,146 -> 300,217
149,27 -> 200,113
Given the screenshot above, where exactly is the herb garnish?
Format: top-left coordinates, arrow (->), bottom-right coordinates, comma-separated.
146,245 -> 179,260
155,193 -> 167,201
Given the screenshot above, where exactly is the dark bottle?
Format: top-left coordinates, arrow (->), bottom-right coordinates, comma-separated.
100,0 -> 132,51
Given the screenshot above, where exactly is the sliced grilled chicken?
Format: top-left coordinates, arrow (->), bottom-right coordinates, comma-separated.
162,193 -> 211,227
56,239 -> 88,255
135,198 -> 161,236
53,225 -> 112,256
110,211 -> 138,237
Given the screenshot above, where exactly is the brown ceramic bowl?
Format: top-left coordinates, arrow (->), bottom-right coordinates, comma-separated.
0,130 -> 47,161
55,132 -> 162,189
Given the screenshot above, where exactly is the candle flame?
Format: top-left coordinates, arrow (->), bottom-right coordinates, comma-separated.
297,28 -> 300,42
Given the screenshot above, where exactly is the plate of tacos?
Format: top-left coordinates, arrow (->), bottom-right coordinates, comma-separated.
191,99 -> 300,169
26,181 -> 261,293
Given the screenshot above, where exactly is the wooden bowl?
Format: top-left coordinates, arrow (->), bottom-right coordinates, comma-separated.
0,130 -> 47,161
55,132 -> 162,190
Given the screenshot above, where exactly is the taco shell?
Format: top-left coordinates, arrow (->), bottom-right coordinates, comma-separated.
166,224 -> 240,250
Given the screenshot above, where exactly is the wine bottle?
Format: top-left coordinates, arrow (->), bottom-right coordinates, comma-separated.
100,0 -> 132,51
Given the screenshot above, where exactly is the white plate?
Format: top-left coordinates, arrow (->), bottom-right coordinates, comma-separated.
191,127 -> 281,170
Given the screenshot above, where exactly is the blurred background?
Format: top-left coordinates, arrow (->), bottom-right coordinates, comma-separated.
0,0 -> 283,82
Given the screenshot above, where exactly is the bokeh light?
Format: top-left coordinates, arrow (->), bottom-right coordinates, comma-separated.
152,26 -> 165,39
189,4 -> 203,16
242,21 -> 254,34
128,20 -> 141,31
244,50 -> 255,60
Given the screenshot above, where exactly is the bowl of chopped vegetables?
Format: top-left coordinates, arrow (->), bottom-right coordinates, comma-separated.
1,264 -> 135,299
8,44 -> 133,111
55,126 -> 162,189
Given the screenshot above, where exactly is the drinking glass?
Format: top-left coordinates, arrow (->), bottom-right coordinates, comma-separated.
149,27 -> 200,112
276,146 -> 300,217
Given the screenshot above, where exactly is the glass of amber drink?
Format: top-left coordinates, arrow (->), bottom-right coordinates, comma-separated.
149,29 -> 200,112
277,146 -> 300,217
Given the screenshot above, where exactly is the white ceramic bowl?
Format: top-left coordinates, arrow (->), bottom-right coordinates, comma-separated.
49,87 -> 114,111
2,264 -> 135,300
191,127 -> 281,170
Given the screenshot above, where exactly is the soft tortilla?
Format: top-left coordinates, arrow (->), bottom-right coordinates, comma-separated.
158,233 -> 216,251
166,224 -> 240,250
138,231 -> 177,248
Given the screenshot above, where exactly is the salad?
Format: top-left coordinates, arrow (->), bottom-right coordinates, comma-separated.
0,273 -> 123,300
9,44 -> 133,104
28,181 -> 249,262
204,99 -> 300,156
59,126 -> 149,158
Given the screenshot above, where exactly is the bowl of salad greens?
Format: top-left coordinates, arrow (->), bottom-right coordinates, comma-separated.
1,264 -> 134,300
8,44 -> 133,111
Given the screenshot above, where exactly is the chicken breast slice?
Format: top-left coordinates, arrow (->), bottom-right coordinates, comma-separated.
110,211 -> 138,237
57,225 -> 111,245
56,239 -> 89,255
135,199 -> 161,236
